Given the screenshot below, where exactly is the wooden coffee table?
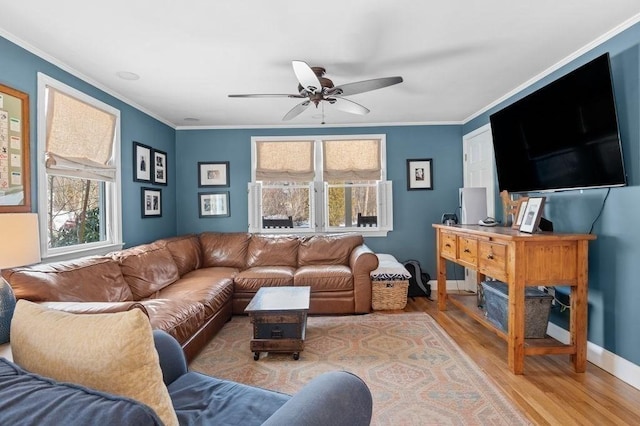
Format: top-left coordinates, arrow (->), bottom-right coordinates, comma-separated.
244,286 -> 310,361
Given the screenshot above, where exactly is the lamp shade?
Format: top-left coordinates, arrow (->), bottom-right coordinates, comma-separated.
0,213 -> 41,344
0,213 -> 41,269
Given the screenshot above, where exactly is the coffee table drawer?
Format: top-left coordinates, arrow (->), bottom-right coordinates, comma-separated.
255,322 -> 305,340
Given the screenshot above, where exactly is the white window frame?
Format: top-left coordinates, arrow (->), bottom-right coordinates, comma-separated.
249,134 -> 392,236
37,73 -> 123,261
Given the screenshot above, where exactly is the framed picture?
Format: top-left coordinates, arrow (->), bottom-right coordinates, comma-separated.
141,187 -> 162,218
511,197 -> 529,229
133,142 -> 152,183
0,83 -> 31,213
199,191 -> 230,218
519,197 -> 545,233
407,159 -> 433,190
152,149 -> 167,185
198,161 -> 229,187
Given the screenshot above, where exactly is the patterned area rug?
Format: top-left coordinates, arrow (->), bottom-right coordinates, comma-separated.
190,312 -> 531,425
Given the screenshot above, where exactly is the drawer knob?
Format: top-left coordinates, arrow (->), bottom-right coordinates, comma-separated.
445,243 -> 451,248
464,248 -> 471,253
487,253 -> 494,260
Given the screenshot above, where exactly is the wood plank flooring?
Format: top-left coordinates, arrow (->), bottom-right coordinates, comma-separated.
403,296 -> 640,425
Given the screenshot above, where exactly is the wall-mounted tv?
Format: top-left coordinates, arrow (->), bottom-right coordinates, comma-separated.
490,53 -> 626,193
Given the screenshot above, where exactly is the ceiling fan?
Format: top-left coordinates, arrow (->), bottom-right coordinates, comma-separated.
228,61 -> 403,121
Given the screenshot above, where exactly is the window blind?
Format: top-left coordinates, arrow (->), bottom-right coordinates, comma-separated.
255,140 -> 314,182
323,139 -> 381,181
45,87 -> 117,181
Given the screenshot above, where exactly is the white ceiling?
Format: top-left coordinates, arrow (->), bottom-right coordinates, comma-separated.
1,1 -> 639,129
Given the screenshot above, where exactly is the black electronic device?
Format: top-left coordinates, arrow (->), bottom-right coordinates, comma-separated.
441,213 -> 458,225
490,53 -> 627,193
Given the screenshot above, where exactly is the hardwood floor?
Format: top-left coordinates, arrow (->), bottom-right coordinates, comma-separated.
404,296 -> 640,425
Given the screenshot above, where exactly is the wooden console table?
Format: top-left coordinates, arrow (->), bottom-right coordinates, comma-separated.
433,224 -> 596,374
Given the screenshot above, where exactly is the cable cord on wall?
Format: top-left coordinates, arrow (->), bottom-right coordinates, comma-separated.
588,187 -> 611,234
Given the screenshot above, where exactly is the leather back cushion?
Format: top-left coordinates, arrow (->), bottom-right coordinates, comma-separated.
3,256 -> 132,302
298,233 -> 364,266
200,232 -> 250,269
161,234 -> 202,276
246,235 -> 299,268
114,243 -> 180,300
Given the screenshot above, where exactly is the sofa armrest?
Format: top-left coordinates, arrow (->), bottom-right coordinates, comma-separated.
153,330 -> 188,386
37,301 -> 149,316
262,371 -> 372,426
349,244 -> 379,313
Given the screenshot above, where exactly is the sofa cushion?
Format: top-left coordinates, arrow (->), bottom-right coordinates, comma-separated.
140,298 -> 207,345
2,256 -> 132,302
10,300 -> 178,426
114,242 -> 180,300
200,232 -> 251,269
246,235 -> 299,268
234,266 -> 295,292
0,358 -> 163,425
160,234 -> 203,276
168,371 -> 290,425
294,265 -> 353,291
298,233 -> 364,266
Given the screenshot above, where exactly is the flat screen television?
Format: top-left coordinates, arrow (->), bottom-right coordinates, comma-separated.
490,53 -> 627,193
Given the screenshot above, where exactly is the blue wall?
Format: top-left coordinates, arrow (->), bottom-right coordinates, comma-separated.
4,18 -> 640,368
464,22 -> 640,365
0,35 -> 177,247
176,125 -> 463,274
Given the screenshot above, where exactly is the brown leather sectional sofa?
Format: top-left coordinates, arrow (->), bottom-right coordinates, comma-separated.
3,232 -> 378,361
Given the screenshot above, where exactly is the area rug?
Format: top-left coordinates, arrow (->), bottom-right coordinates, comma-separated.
190,312 -> 531,425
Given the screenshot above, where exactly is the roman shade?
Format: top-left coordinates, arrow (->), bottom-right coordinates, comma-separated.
44,87 -> 117,181
255,140 -> 314,182
323,139 -> 381,181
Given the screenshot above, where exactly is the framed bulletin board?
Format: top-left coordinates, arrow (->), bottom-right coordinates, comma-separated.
0,83 -> 30,213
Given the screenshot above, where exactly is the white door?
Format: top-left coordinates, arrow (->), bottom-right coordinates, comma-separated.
462,124 -> 496,291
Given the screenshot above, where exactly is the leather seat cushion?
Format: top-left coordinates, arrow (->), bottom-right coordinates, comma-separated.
234,266 -> 295,292
140,298 -> 207,345
156,269 -> 234,318
294,265 -> 353,292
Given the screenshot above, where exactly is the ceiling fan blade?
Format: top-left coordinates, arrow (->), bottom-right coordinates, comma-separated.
330,76 -> 403,96
328,97 -> 370,115
292,61 -> 322,94
228,94 -> 304,98
282,100 -> 311,121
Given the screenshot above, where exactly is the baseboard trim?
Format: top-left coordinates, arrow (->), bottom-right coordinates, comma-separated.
546,322 -> 640,391
432,280 -> 640,391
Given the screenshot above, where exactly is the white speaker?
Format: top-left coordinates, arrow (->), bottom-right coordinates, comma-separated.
459,187 -> 487,224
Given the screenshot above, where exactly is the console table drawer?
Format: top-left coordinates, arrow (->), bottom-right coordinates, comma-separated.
440,232 -> 457,259
479,241 -> 508,280
457,236 -> 478,266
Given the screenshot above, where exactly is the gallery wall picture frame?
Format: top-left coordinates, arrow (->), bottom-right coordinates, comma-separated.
519,196 -> 545,233
0,82 -> 31,213
152,149 -> 167,185
133,142 -> 152,183
141,187 -> 162,218
407,158 -> 433,190
511,197 -> 530,229
198,161 -> 229,187
199,191 -> 230,218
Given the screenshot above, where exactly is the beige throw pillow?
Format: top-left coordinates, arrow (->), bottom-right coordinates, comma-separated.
10,300 -> 178,426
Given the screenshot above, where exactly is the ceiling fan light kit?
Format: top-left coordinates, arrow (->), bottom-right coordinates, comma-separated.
229,60 -> 403,121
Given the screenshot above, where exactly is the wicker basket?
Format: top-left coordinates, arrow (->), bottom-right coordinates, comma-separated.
371,280 -> 409,310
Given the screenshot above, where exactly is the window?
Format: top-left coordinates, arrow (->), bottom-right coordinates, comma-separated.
37,73 -> 122,260
249,135 -> 392,235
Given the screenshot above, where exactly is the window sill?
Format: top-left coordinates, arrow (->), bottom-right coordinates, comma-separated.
42,242 -> 124,263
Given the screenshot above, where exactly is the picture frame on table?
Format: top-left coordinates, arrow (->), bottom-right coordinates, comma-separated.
198,161 -> 229,187
141,187 -> 162,218
407,158 -> 433,190
519,197 -> 545,233
511,197 -> 530,229
133,142 -> 152,183
152,149 -> 167,185
199,191 -> 230,218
